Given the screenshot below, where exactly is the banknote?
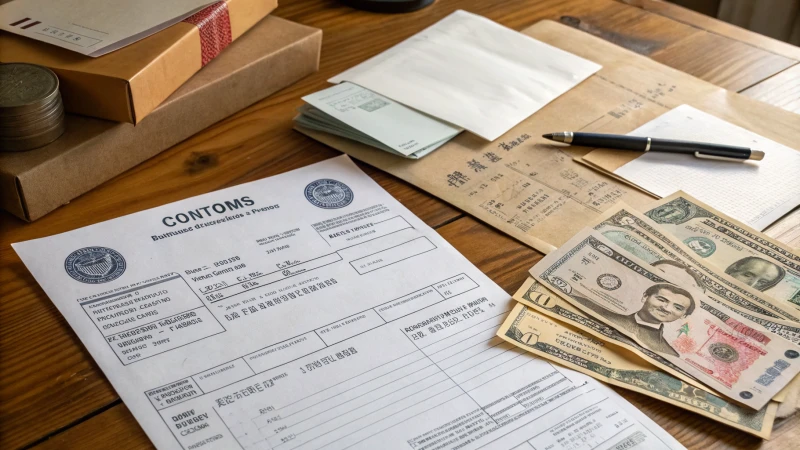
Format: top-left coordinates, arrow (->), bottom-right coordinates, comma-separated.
594,204 -> 800,338
515,277 -> 797,403
515,277 -> 713,392
646,192 -> 800,309
529,228 -> 800,409
497,302 -> 777,438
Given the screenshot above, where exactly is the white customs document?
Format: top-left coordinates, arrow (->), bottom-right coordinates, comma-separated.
329,10 -> 601,141
13,156 -> 682,450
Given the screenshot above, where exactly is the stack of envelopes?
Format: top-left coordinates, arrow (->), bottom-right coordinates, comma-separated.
294,10 -> 601,158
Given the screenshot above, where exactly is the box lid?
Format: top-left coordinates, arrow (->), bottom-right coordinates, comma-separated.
0,0 -> 277,123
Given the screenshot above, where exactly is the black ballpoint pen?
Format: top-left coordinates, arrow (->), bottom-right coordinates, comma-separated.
542,132 -> 764,161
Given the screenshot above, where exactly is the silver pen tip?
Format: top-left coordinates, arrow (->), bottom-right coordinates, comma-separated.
750,150 -> 765,161
542,132 -> 569,143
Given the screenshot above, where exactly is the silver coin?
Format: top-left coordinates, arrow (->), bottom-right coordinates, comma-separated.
0,109 -> 65,152
0,63 -> 60,110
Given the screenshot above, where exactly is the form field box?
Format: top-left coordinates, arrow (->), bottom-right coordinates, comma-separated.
315,309 -> 385,345
350,236 -> 436,275
375,287 -> 444,322
433,274 -> 479,299
245,332 -> 326,373
193,358 -> 255,393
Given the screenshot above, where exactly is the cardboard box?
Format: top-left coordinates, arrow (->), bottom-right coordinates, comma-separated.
0,0 -> 277,124
0,16 -> 322,221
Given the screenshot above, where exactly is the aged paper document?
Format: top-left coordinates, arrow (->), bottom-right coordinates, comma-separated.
297,20 -> 800,255
12,156 -> 681,450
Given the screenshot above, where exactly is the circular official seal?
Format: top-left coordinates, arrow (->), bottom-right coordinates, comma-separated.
786,349 -> 800,359
684,236 -> 716,258
740,391 -> 754,400
646,201 -> 695,225
304,179 -> 354,209
597,274 -> 622,291
708,343 -> 739,363
64,247 -> 126,284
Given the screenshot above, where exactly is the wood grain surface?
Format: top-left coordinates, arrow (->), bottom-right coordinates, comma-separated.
1,0 -> 799,448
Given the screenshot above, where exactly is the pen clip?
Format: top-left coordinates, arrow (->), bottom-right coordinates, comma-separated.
694,152 -> 747,162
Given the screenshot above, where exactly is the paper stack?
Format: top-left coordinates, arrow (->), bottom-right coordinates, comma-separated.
295,10 -> 601,159
295,83 -> 462,159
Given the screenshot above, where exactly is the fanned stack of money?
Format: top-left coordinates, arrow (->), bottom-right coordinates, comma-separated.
0,63 -> 65,152
496,192 -> 800,439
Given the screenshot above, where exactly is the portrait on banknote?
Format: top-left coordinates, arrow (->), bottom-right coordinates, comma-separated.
725,257 -> 786,293
569,280 -> 695,357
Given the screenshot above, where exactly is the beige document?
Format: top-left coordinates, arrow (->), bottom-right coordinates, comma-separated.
296,20 -> 800,255
497,301 -> 778,439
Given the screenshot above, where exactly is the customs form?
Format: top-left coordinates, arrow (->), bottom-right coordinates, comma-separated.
13,156 -> 682,450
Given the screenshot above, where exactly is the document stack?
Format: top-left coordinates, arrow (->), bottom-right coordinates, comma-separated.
295,10 -> 601,158
296,82 -> 462,159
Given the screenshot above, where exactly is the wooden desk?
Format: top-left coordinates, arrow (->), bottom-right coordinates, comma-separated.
2,0 -> 799,448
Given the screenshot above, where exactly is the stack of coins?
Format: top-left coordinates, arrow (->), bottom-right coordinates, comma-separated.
0,63 -> 66,152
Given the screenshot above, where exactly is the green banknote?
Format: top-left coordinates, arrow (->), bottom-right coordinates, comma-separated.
528,227 -> 800,409
497,300 -> 777,439
593,205 -> 800,343
646,192 -> 800,309
515,277 -> 712,392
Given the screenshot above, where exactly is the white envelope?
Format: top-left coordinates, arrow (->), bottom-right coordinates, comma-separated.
330,10 -> 601,141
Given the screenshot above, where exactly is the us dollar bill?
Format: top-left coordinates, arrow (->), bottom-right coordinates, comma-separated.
646,192 -> 800,310
515,277 -> 713,392
516,277 -> 799,403
497,302 -> 778,439
529,228 -> 800,409
594,204 -> 800,338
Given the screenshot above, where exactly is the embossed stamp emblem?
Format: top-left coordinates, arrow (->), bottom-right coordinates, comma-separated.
596,274 -> 622,291
65,247 -> 126,284
304,179 -> 354,209
708,342 -> 739,363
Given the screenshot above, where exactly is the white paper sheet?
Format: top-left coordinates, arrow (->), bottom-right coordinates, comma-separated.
0,0 -> 215,56
329,10 -> 601,141
12,156 -> 681,450
614,105 -> 800,231
300,82 -> 461,157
